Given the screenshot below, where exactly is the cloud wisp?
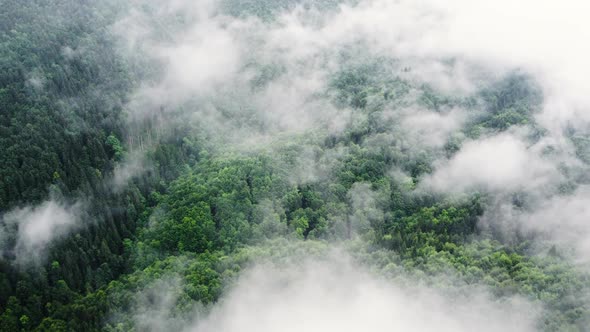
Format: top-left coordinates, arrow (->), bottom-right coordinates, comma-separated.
0,200 -> 83,265
423,132 -> 559,193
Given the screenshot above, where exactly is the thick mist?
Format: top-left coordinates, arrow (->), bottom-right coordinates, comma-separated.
190,257 -> 537,332
116,248 -> 538,332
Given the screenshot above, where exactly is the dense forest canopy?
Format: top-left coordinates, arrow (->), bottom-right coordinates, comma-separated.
1,0 -> 590,331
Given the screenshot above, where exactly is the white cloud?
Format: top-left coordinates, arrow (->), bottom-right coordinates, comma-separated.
423,133 -> 558,192
115,0 -> 590,145
188,256 -> 537,332
1,200 -> 82,265
500,186 -> 590,266
262,0 -> 590,136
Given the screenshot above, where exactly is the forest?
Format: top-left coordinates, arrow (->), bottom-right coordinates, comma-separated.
1,0 -> 590,331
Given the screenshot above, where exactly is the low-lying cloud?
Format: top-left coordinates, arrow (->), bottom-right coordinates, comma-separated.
480,186 -> 590,266
0,200 -> 83,265
188,256 -> 538,332
423,133 -> 559,193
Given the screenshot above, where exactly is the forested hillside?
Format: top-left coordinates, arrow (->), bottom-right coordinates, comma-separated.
1,1 -> 590,331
